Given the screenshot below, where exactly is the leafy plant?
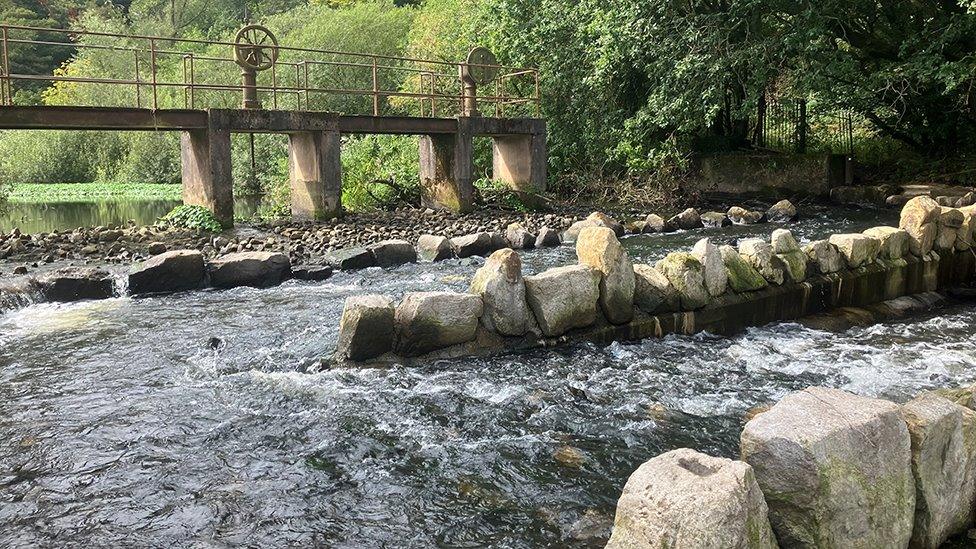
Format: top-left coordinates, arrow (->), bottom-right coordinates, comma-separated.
160,204 -> 223,232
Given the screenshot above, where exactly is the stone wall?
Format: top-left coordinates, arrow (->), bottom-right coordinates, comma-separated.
681,152 -> 849,197
334,197 -> 976,365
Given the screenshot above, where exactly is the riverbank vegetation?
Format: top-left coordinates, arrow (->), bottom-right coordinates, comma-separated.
8,183 -> 182,203
0,0 -> 974,213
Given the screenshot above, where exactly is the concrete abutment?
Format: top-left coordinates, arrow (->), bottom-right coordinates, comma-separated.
180,127 -> 234,228
288,130 -> 342,220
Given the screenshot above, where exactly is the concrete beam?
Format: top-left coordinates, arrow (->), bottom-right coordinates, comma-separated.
180,128 -> 234,228
0,106 -> 208,131
288,130 -> 342,220
492,130 -> 547,195
419,119 -> 474,213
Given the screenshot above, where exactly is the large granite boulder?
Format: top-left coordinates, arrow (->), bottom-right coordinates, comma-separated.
39,267 -> 114,302
900,196 -> 941,256
766,199 -> 797,223
900,393 -> 976,549
535,227 -> 561,247
416,234 -> 454,262
394,292 -> 484,356
828,233 -> 880,268
523,265 -> 600,337
451,233 -> 494,258
505,223 -> 536,250
691,238 -> 728,297
368,239 -> 417,268
770,229 -> 806,283
655,252 -> 708,310
564,212 -> 624,241
700,211 -> 731,228
738,238 -> 785,285
606,448 -> 778,549
667,208 -> 703,231
863,226 -> 909,260
720,245 -> 768,292
209,251 -> 291,288
128,249 -> 205,295
642,213 -> 672,234
469,249 -> 533,336
741,387 -> 915,549
803,240 -> 846,274
336,294 -> 395,361
956,206 -> 976,251
576,227 -> 635,324
633,264 -> 680,313
935,207 -> 964,252
326,246 -> 376,270
728,206 -> 765,225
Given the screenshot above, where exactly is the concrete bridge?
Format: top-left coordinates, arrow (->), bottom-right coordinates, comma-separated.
0,24 -> 545,226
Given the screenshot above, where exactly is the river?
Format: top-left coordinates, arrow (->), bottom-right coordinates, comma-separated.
3,205 -> 975,547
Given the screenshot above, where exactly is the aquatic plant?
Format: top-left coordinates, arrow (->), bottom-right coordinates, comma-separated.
160,205 -> 223,233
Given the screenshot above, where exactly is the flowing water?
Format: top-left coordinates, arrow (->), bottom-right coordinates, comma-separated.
3,205 -> 975,548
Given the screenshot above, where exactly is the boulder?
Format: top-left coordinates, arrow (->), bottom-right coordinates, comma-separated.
936,195 -> 955,206
336,294 -> 395,361
770,228 -> 800,254
863,226 -> 909,260
535,227 -> 562,247
803,240 -> 846,274
576,227 -> 635,324
606,448 -> 778,549
738,238 -> 785,285
489,231 -> 508,251
899,196 -> 941,256
291,265 -> 334,281
667,208 -> 703,231
209,251 -> 291,289
642,213 -> 671,233
770,229 -> 805,282
741,387 -> 914,549
523,265 -> 600,337
900,392 -> 976,549
326,246 -> 376,270
416,235 -> 454,262
505,223 -> 536,250
38,267 -> 114,302
655,252 -> 708,310
887,194 -> 911,208
700,211 -> 731,228
720,245 -> 767,292
128,249 -> 205,295
766,199 -> 797,223
955,191 -> 976,208
935,207 -> 964,251
691,238 -> 728,297
727,206 -> 765,225
394,291 -> 484,356
469,249 -> 533,336
633,264 -> 680,313
564,212 -> 624,241
368,239 -> 417,268
957,206 -> 976,251
828,233 -> 880,268
451,233 -> 493,258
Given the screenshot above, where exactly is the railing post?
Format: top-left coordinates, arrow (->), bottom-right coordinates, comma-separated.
371,56 -> 379,116
149,38 -> 158,110
271,62 -> 278,110
1,26 -> 10,106
134,50 -> 141,108
534,70 -> 540,117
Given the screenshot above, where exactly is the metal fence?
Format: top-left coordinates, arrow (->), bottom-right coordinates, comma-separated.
755,96 -> 853,155
0,24 -> 540,119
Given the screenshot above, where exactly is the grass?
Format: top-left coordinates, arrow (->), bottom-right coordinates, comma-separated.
9,183 -> 182,203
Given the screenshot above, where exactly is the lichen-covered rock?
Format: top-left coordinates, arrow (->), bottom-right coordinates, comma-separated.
326,246 -> 376,270
451,232 -> 493,258
209,251 -> 291,288
505,223 -> 536,250
655,252 -> 708,310
606,448 -> 779,549
691,238 -> 728,297
700,211 -> 731,228
803,239 -> 846,274
38,267 -> 114,302
720,245 -> 767,292
416,234 -> 454,261
863,226 -> 909,260
900,392 -> 976,549
336,294 -> 395,361
128,249 -> 205,295
738,238 -> 785,285
828,233 -> 880,268
642,213 -> 671,233
769,229 -> 799,254
523,265 -> 600,337
956,206 -> 976,251
469,248 -> 532,336
633,264 -> 680,313
766,199 -> 797,223
667,208 -> 703,231
394,291 -> 484,356
777,250 -> 807,283
576,227 -> 635,324
935,208 -> 964,251
728,206 -> 765,225
368,239 -> 417,268
741,387 -> 915,549
535,227 -> 561,247
900,196 -> 941,256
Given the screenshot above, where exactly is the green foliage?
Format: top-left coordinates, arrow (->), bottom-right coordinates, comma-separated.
341,134 -> 419,210
0,130 -> 106,183
161,204 -> 223,232
9,182 -> 181,202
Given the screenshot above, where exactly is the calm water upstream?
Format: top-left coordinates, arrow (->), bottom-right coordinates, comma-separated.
4,205 -> 975,548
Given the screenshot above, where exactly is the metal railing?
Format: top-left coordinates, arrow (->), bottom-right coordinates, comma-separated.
0,24 -> 541,119
754,96 -> 853,155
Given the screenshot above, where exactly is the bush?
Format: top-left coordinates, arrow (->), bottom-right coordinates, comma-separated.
160,204 -> 223,232
117,132 -> 181,184
0,130 -> 106,183
341,135 -> 420,210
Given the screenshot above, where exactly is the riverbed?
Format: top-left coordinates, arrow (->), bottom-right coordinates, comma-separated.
3,205 -> 974,547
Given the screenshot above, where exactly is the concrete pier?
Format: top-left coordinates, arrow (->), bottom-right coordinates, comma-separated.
288,130 -> 342,220
419,125 -> 475,213
492,130 -> 547,195
180,127 -> 234,228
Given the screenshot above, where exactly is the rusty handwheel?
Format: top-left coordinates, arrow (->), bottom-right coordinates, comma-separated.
234,24 -> 279,71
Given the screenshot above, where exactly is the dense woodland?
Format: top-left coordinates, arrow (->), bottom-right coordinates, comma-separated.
0,0 -> 975,213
